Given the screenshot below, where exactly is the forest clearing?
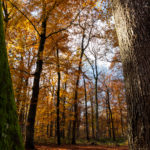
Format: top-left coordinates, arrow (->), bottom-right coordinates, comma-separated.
0,0 -> 149,150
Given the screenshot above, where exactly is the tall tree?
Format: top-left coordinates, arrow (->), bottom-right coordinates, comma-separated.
72,6 -> 96,143
56,48 -> 61,145
24,0 -> 79,148
111,0 -> 150,149
85,47 -> 102,140
0,1 -> 24,149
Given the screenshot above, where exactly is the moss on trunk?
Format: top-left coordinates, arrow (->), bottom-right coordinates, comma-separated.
0,1 -> 24,149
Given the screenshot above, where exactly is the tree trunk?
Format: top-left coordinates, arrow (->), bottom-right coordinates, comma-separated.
76,116 -> 80,138
56,48 -> 61,145
95,77 -> 99,140
50,121 -> 53,137
94,55 -> 100,140
83,76 -> 89,141
0,1 -> 24,149
25,19 -> 46,149
62,82 -> 67,138
67,110 -> 72,141
118,96 -> 124,136
106,89 -> 116,141
72,48 -> 84,144
90,94 -> 95,139
120,108 -> 124,136
106,103 -> 111,138
112,0 -> 150,149
72,75 -> 79,144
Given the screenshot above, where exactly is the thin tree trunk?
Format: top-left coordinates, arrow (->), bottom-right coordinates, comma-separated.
62,82 -> 67,138
56,48 -> 61,145
120,109 -> 124,136
0,1 -> 24,149
94,55 -> 100,140
90,94 -> 95,139
76,116 -> 80,138
72,19 -> 93,143
72,48 -> 84,144
95,77 -> 99,140
55,121 -> 57,138
106,104 -> 111,138
67,118 -> 72,141
47,124 -> 49,136
50,85 -> 55,138
112,0 -> 150,149
106,89 -> 116,141
72,76 -> 79,144
118,96 -> 124,136
83,76 -> 89,141
50,121 -> 53,137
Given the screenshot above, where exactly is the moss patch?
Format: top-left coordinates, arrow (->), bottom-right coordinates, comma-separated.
0,1 -> 24,149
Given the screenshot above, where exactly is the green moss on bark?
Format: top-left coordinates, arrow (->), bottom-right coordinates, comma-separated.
0,1 -> 24,149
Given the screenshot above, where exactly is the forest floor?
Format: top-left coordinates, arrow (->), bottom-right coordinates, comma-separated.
36,145 -> 128,150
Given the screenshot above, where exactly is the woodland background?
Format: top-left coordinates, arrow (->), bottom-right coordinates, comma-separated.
1,0 -> 128,149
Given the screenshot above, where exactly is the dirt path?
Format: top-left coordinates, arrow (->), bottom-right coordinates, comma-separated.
36,145 -> 128,150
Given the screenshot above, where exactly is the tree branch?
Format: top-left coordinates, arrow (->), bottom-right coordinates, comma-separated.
84,53 -> 96,79
7,0 -> 41,36
46,10 -> 81,39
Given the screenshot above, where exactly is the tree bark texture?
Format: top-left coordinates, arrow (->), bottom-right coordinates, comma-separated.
112,0 -> 150,149
0,1 -> 24,149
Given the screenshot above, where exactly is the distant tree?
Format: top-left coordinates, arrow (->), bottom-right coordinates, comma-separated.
71,9 -> 95,144
112,0 -> 150,149
85,47 -> 102,140
83,75 -> 89,141
0,1 -> 24,149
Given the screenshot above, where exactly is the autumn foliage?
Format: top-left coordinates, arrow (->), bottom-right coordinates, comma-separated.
2,0 -> 127,149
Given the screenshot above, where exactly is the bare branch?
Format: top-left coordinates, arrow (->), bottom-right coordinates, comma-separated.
84,20 -> 95,50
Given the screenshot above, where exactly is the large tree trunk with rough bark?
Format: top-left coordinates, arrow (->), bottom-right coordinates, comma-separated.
0,1 -> 24,149
111,0 -> 150,149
